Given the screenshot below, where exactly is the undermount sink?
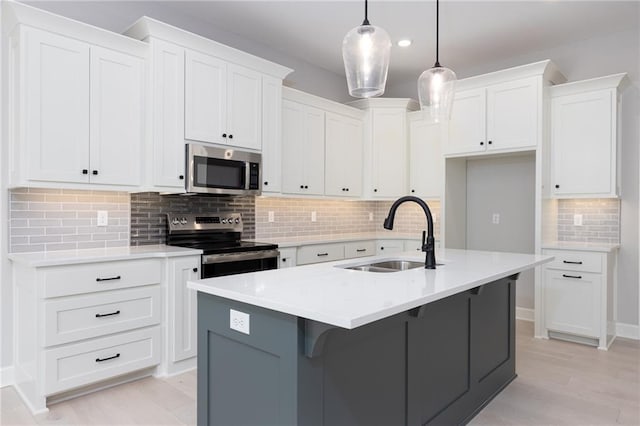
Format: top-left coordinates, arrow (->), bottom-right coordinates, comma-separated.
340,259 -> 443,273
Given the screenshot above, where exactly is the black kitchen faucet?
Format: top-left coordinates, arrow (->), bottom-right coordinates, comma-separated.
383,196 -> 437,269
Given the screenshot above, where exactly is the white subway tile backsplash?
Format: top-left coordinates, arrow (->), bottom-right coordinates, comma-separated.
8,188 -> 130,253
556,198 -> 620,244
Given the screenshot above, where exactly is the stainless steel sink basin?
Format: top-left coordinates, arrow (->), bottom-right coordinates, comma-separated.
340,258 -> 443,273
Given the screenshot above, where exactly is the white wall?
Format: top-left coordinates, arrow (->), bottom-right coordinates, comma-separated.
465,155 -> 536,310
388,28 -> 640,327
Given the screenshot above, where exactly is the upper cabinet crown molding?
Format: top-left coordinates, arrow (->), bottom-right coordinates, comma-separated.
283,87 -> 364,120
124,17 -> 292,79
550,73 -> 629,98
347,98 -> 419,111
4,2 -> 148,57
456,60 -> 566,91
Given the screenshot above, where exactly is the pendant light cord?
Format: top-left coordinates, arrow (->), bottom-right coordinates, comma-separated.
362,0 -> 370,25
434,0 -> 441,67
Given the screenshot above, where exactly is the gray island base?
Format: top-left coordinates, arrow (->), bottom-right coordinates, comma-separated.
196,274 -> 519,426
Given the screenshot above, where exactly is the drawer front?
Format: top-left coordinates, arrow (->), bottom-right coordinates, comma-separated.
344,241 -> 375,259
297,243 -> 344,265
43,259 -> 163,298
543,249 -> 603,273
376,240 -> 405,255
44,327 -> 161,395
44,286 -> 162,346
543,269 -> 601,338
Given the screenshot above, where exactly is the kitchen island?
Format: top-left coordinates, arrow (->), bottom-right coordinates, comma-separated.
188,248 -> 553,425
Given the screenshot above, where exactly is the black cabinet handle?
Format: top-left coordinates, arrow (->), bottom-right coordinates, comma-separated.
300,185 -> 304,189
488,140 -> 493,145
374,189 -> 378,192
95,310 -> 120,318
282,258 -> 287,262
411,189 -> 415,193
92,170 -> 98,175
380,247 -> 384,250
96,353 -> 120,363
179,175 -> 184,180
264,181 -> 269,186
317,253 -> 329,257
304,185 -> 308,189
346,188 -> 349,192
222,133 -> 227,138
82,169 -> 88,175
480,141 -> 484,146
356,249 -> 367,253
562,260 -> 583,265
96,275 -> 121,282
555,184 -> 560,189
193,267 -> 198,273
228,134 -> 233,139
562,274 -> 582,279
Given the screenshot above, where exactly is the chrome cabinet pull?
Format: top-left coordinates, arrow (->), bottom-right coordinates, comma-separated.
96,353 -> 120,363
96,276 -> 121,282
95,310 -> 120,318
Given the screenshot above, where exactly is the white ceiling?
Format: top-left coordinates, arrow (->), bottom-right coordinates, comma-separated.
24,1 -> 639,86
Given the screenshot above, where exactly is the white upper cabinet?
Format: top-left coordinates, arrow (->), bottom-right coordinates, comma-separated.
444,61 -> 565,158
549,74 -> 627,198
325,112 -> 363,197
370,107 -> 410,197
261,76 -> 283,193
281,99 -> 325,195
150,38 -> 185,189
408,112 -> 443,199
13,25 -> 145,188
226,64 -> 262,150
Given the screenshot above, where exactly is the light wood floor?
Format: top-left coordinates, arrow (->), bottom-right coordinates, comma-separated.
2,321 -> 639,425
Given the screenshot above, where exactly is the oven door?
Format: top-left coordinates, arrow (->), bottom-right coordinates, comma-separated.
201,249 -> 279,278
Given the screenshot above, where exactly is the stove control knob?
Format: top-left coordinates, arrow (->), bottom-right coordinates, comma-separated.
172,218 -> 179,225
228,217 -> 234,224
221,218 -> 227,224
235,218 -> 240,224
180,218 -> 188,225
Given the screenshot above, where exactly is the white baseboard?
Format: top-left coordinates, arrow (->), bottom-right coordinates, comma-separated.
516,307 -> 534,322
0,366 -> 14,388
616,322 -> 640,340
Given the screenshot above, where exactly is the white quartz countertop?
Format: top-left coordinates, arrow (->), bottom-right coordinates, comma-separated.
8,244 -> 203,267
188,248 -> 553,329
542,242 -> 620,253
253,232 -> 434,248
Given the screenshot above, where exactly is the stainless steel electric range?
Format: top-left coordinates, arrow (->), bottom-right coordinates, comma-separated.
166,213 -> 279,278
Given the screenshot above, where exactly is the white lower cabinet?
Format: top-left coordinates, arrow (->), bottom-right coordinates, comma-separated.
165,256 -> 200,375
12,257 -> 166,413
278,247 -> 298,268
376,240 -> 406,255
297,243 -> 345,265
541,248 -> 616,350
344,241 -> 375,258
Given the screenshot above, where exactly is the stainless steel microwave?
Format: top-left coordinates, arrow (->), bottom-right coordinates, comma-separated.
185,143 -> 261,195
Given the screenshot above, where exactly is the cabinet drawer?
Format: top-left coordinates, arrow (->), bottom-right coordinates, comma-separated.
44,286 -> 161,346
344,241 -> 375,259
43,259 -> 162,298
376,240 -> 405,255
297,243 -> 344,265
543,250 -> 603,273
44,327 -> 161,395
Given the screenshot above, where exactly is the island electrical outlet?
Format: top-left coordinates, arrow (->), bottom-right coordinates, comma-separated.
230,309 -> 250,334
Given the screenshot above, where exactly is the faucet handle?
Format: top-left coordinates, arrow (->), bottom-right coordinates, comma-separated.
421,230 -> 426,252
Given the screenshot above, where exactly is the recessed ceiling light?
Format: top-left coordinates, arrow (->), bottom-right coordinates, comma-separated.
397,39 -> 412,47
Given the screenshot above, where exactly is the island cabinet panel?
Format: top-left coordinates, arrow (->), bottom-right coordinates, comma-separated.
196,276 -> 517,426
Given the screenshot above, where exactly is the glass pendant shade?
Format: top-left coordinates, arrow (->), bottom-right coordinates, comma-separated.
342,24 -> 391,98
418,65 -> 457,123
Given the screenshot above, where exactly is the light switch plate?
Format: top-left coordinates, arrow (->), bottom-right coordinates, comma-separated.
573,214 -> 583,226
268,211 -> 275,222
369,212 -> 373,221
97,210 -> 108,227
492,213 -> 500,225
230,309 -> 250,335
311,211 -> 317,222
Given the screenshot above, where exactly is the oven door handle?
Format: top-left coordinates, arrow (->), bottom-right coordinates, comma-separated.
202,249 -> 280,265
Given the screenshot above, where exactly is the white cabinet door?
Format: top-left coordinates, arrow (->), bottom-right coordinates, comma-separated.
89,46 -> 143,186
152,39 -> 185,188
24,28 -> 90,183
446,88 -> 486,156
278,247 -> 297,268
371,109 -> 407,197
486,77 -> 538,152
170,256 -> 200,363
543,269 -> 601,338
281,100 -> 325,195
184,50 -> 226,144
551,89 -> 615,197
325,112 -> 363,197
261,76 -> 283,193
227,64 -> 262,150
408,114 -> 442,198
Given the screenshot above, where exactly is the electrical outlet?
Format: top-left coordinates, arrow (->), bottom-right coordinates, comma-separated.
229,309 -> 250,335
492,213 -> 500,225
369,212 -> 374,221
311,211 -> 317,222
97,210 -> 108,227
573,214 -> 583,226
268,211 -> 275,222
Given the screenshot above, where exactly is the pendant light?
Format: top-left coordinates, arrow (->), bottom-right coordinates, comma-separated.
342,0 -> 391,98
418,0 -> 456,123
